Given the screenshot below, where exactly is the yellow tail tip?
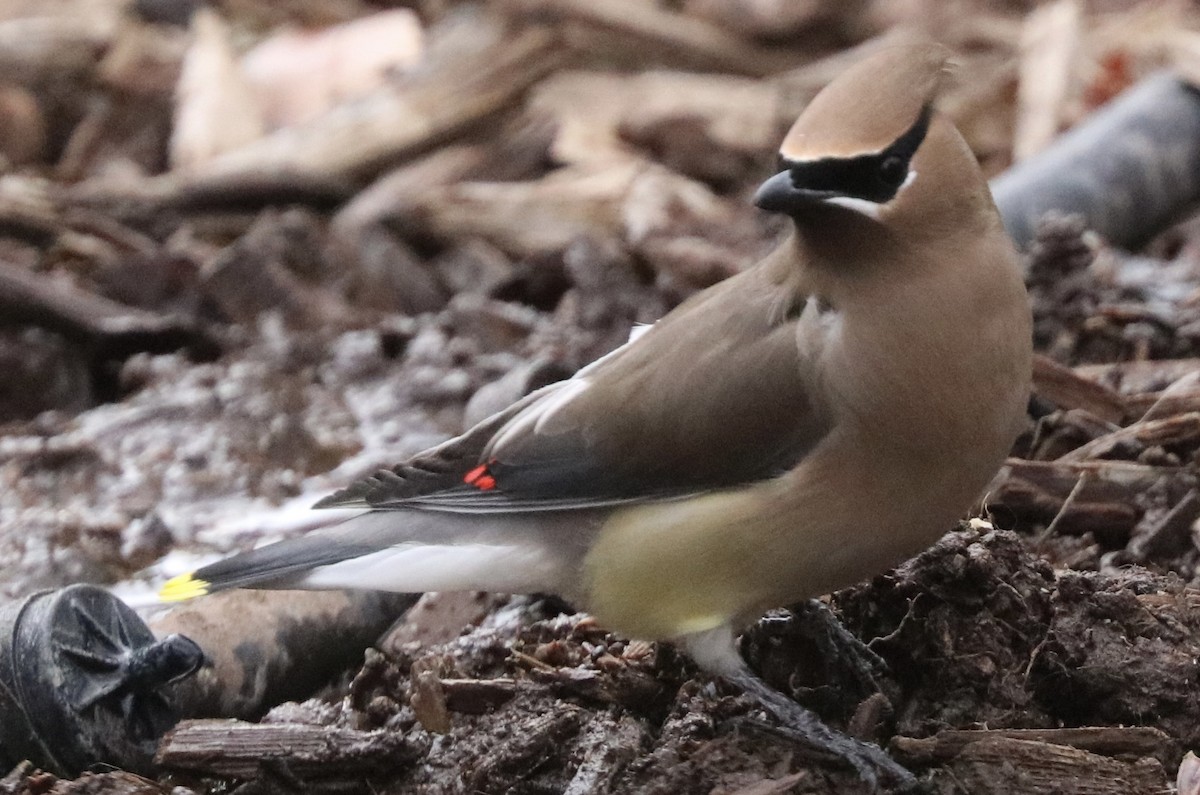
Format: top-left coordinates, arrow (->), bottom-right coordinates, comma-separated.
158,573 -> 210,602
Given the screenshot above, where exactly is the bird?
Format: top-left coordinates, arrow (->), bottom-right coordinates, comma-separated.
160,42 -> 1032,789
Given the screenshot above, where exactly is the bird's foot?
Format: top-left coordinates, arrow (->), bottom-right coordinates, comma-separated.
725,666 -> 919,793
792,598 -> 888,697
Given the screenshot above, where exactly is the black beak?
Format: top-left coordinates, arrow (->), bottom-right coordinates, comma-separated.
752,170 -> 834,214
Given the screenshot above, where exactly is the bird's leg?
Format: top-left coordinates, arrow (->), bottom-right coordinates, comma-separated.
685,625 -> 917,793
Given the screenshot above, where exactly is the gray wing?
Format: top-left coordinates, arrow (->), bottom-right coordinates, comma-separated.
318,264 -> 833,513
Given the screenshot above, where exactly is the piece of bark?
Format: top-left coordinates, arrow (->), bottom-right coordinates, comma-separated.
200,209 -> 363,326
328,120 -> 552,312
241,8 -> 424,130
466,706 -> 586,792
156,720 -> 416,778
995,459 -> 1140,502
61,205 -> 160,258
433,240 -> 517,301
0,327 -> 92,421
0,260 -> 215,360
170,9 -> 266,171
1128,489 -> 1200,562
1029,408 -> 1121,462
988,458 -> 1171,538
530,69 -> 779,170
561,713 -> 645,795
439,678 -> 519,714
718,772 -> 810,795
682,0 -> 861,42
0,178 -> 64,245
1013,0 -> 1082,162
1180,751 -> 1200,795
0,84 -> 45,167
935,737 -> 1167,795
404,158 -> 753,290
333,113 -> 557,240
65,167 -> 355,214
69,25 -> 564,210
998,458 -> 1183,494
1032,353 -> 1127,424
334,224 -> 448,315
1058,412 -> 1200,462
133,0 -> 201,27
333,143 -> 488,237
1125,388 -> 1200,421
407,161 -> 642,255
410,670 -> 452,733
0,16 -> 110,85
893,726 -> 1173,765
1075,358 -> 1200,395
99,14 -> 189,97
0,766 -> 168,795
201,23 -> 562,181
991,476 -> 1139,539
499,0 -> 799,77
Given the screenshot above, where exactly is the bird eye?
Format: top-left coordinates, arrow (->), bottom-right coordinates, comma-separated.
879,156 -> 907,187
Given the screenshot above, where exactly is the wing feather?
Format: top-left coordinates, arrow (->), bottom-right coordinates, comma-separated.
318,257 -> 832,515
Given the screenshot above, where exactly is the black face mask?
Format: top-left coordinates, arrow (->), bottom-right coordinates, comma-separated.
754,105 -> 932,212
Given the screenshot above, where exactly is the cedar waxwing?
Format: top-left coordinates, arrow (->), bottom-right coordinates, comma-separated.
161,43 -> 1032,788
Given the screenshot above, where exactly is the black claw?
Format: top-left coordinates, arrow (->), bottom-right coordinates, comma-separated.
794,599 -> 888,695
725,666 -> 916,791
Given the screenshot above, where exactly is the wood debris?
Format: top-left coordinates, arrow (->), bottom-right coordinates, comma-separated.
156,721 -> 416,778
1013,0 -> 1083,161
170,10 -> 266,170
0,1 -> 1199,793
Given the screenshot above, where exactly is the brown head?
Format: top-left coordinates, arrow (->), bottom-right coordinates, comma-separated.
755,43 -> 998,245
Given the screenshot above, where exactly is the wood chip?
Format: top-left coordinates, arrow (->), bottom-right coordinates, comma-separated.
0,259 -> 214,359
241,9 -> 424,130
1075,358 -> 1200,395
682,0 -> 852,41
999,458 -> 1181,492
892,726 -> 1174,764
72,26 -> 565,208
1128,489 -> 1200,561
467,706 -> 586,791
499,0 -> 798,77
156,720 -> 415,779
1033,354 -> 1128,424
404,158 -> 747,270
170,9 -> 266,170
410,669 -> 452,733
529,69 -> 780,167
717,771 -> 810,795
1179,750 -> 1200,795
1126,388 -> 1200,421
1058,412 -> 1200,462
0,15 -> 111,83
561,712 -> 645,795
440,678 -> 519,714
1014,0 -> 1082,161
940,736 -> 1167,795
